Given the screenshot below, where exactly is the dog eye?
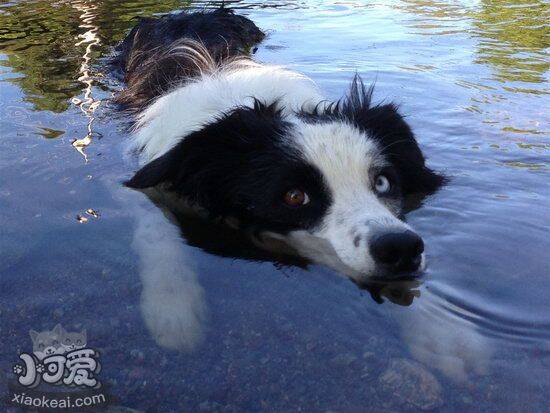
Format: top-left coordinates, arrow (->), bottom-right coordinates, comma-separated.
283,189 -> 310,207
374,174 -> 391,194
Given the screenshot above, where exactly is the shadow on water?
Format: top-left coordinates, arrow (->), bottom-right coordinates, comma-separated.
0,0 -> 549,412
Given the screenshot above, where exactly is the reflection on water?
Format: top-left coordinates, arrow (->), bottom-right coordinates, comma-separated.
0,0 -> 549,411
394,0 -> 549,141
473,0 -> 549,85
0,1 -> 81,112
0,0 -> 547,115
71,1 -> 102,162
397,0 -> 549,86
396,0 -> 472,35
0,0 -> 188,112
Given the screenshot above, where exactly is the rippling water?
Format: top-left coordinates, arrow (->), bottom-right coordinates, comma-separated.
0,1 -> 549,412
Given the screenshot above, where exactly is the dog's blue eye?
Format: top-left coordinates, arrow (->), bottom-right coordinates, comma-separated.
375,175 -> 391,194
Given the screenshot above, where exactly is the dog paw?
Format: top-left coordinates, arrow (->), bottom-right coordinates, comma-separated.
36,363 -> 45,374
399,299 -> 491,382
141,285 -> 207,351
13,364 -> 23,375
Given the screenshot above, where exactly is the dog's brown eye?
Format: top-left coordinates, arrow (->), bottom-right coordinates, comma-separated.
283,189 -> 309,207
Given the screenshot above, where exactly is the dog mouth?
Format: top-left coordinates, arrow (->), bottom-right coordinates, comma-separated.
368,269 -> 423,282
372,253 -> 426,280
354,277 -> 422,306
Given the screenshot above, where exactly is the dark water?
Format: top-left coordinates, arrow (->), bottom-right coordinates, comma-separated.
0,1 -> 549,412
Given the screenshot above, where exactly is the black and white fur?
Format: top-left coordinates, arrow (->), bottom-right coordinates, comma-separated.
115,8 -> 445,282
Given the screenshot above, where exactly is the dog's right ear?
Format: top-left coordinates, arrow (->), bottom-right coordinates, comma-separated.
125,144 -> 183,189
125,101 -> 286,191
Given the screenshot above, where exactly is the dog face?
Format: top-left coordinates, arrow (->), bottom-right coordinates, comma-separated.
126,77 -> 445,281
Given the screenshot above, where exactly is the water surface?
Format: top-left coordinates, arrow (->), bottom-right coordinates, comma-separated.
0,1 -> 549,412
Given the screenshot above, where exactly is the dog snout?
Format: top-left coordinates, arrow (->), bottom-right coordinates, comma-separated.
370,230 -> 424,274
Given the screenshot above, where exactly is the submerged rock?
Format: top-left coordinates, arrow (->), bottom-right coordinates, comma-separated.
378,358 -> 443,411
330,353 -> 358,367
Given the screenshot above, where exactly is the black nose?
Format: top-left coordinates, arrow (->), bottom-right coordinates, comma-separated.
370,230 -> 424,273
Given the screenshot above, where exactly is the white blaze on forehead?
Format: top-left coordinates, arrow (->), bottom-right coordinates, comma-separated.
286,119 -> 409,277
293,120 -> 383,202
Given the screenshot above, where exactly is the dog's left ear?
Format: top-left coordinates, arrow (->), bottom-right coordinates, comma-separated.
339,75 -> 446,197
125,145 -> 182,189
370,105 -> 447,197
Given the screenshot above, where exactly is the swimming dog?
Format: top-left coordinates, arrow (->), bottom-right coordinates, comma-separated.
114,8 -> 445,282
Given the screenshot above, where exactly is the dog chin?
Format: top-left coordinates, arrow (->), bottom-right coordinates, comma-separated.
257,231 -> 376,281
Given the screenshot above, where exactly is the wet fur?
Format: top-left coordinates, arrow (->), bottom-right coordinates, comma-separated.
113,8 -> 264,110
115,8 -> 445,279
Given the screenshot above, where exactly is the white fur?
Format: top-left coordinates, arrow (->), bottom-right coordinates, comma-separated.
269,120 -> 413,278
132,60 -> 324,163
399,294 -> 490,382
132,196 -> 207,351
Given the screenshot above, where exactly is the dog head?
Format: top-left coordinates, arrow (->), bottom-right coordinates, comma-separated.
126,76 -> 445,281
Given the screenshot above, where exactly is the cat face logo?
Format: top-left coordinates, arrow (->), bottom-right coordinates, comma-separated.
29,324 -> 87,360
12,324 -> 100,389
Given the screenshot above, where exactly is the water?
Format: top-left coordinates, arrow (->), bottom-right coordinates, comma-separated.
0,0 -> 548,411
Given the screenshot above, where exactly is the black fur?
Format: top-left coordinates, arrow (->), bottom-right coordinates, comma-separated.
113,8 -> 264,109
298,75 -> 447,198
118,11 -> 444,233
148,195 -> 310,268
126,101 -> 332,234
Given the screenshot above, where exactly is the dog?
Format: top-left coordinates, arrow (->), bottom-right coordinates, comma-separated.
113,8 -> 445,282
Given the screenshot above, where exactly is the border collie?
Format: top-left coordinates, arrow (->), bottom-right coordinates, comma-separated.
114,8 -> 445,282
